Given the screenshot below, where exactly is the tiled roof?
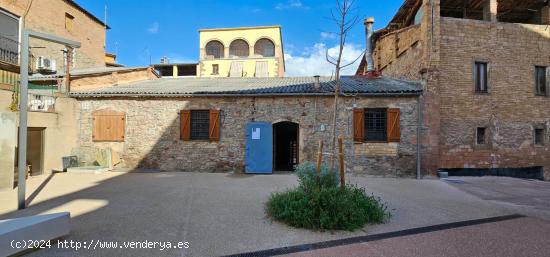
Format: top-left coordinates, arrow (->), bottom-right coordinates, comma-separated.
70,76 -> 422,97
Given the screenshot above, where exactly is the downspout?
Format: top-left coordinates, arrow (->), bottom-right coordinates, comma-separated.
416,94 -> 422,179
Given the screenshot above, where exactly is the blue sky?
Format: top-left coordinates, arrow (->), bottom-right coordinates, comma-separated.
76,0 -> 403,76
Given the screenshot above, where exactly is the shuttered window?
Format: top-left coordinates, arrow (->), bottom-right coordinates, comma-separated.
353,108 -> 400,143
92,110 -> 125,142
181,109 -> 221,141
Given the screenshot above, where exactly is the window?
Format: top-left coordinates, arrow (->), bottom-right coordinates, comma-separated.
0,9 -> 20,65
205,40 -> 224,59
65,13 -> 74,32
212,64 -> 219,75
365,109 -> 387,141
476,127 -> 486,145
474,62 -> 488,93
180,110 -> 220,141
254,38 -> 275,57
229,39 -> 249,57
535,128 -> 545,146
353,108 -> 400,143
92,110 -> 125,142
190,110 -> 210,140
535,66 -> 547,96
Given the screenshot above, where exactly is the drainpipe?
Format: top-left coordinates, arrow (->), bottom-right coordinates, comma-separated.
416,95 -> 422,179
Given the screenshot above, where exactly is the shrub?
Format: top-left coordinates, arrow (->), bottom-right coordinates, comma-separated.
266,162 -> 390,231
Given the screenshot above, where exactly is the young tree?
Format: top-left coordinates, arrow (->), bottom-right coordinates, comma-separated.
325,0 -> 361,169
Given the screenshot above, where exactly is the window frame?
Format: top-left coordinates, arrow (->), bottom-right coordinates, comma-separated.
476,127 -> 487,145
534,127 -> 546,146
535,66 -> 547,96
474,61 -> 489,93
364,108 -> 388,143
65,12 -> 74,33
189,110 -> 211,140
211,64 -> 219,75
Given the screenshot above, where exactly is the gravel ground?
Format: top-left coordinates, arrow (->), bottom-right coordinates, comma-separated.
0,171 -> 518,257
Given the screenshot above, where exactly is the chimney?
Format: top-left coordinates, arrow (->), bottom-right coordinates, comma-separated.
313,75 -> 321,91
363,17 -> 381,78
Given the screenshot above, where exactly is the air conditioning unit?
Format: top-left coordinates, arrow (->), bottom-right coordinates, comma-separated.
36,56 -> 57,72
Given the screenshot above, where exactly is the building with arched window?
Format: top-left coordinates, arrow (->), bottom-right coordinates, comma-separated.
198,26 -> 285,77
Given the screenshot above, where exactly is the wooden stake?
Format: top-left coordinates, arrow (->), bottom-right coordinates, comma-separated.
338,137 -> 345,188
316,140 -> 323,175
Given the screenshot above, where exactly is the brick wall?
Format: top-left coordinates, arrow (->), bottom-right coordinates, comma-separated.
0,0 -> 106,70
439,17 -> 550,179
373,25 -> 424,81
76,96 -> 420,176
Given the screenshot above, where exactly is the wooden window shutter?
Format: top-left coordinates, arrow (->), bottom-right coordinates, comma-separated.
387,108 -> 401,142
209,109 -> 220,142
92,109 -> 125,142
180,110 -> 191,140
353,108 -> 364,142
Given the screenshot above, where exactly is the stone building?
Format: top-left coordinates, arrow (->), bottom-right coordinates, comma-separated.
71,76 -> 422,175
357,0 -> 550,179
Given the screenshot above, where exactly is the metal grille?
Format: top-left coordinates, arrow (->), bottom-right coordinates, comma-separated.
190,110 -> 210,140
365,109 -> 386,141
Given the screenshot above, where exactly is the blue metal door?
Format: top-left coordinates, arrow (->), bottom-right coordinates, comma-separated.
245,122 -> 273,174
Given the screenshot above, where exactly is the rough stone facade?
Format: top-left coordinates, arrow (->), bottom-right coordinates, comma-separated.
0,0 -> 107,70
366,0 -> 550,179
76,96 -> 420,176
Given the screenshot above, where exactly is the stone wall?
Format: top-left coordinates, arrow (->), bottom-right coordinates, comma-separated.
438,17 -> 550,179
0,0 -> 106,69
76,96 -> 420,176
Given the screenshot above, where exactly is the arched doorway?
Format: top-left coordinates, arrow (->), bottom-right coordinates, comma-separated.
273,121 -> 299,171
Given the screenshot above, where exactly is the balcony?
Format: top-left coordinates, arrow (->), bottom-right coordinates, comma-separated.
28,92 -> 57,112
0,35 -> 19,66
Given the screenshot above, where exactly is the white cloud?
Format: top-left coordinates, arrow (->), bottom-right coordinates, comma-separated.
147,22 -> 159,34
284,43 -> 364,77
275,0 -> 308,10
320,32 -> 337,40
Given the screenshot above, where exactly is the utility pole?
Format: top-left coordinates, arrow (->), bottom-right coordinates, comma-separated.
18,30 -> 80,209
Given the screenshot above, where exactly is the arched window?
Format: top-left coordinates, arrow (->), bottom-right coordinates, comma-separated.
254,38 -> 275,57
229,39 -> 249,57
205,40 -> 224,59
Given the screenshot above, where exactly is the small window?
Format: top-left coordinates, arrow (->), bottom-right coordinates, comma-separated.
190,110 -> 210,140
364,109 -> 387,142
535,66 -> 547,96
476,127 -> 486,145
212,64 -> 219,75
474,62 -> 488,93
65,13 -> 74,32
535,128 -> 545,146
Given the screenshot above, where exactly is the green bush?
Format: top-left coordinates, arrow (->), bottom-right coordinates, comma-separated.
266,162 -> 390,231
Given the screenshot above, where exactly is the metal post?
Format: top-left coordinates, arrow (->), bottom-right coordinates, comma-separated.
17,30 -> 29,210
17,29 -> 80,209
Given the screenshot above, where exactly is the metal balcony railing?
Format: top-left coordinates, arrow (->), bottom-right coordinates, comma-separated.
28,93 -> 56,112
0,35 -> 19,65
